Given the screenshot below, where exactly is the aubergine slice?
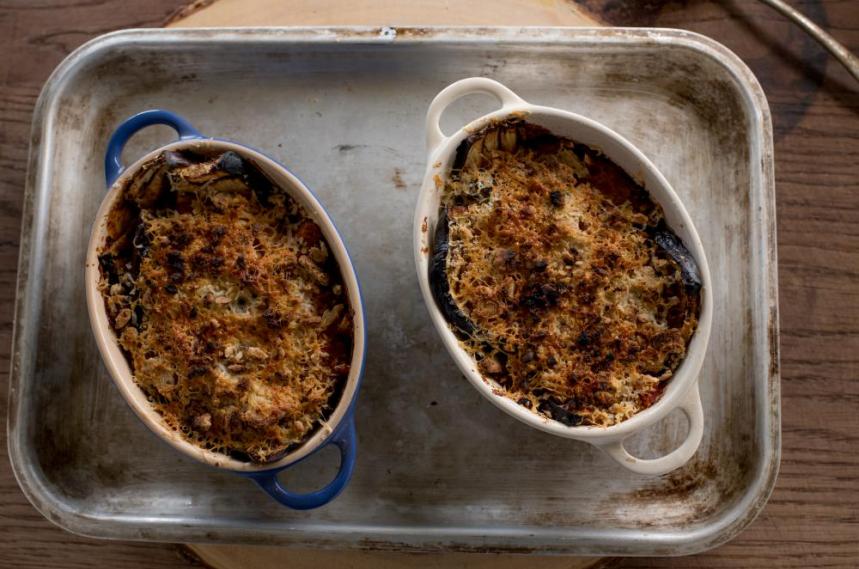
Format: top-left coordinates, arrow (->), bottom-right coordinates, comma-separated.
429,209 -> 475,336
652,227 -> 702,293
218,151 -> 278,206
540,400 -> 583,427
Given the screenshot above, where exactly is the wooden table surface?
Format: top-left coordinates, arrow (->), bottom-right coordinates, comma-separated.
1,1 -> 857,567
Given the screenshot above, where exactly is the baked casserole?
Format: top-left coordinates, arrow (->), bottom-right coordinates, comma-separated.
97,149 -> 353,463
431,120 -> 701,427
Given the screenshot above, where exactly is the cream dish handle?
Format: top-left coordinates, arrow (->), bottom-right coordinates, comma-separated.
425,77 -> 526,155
598,385 -> 704,476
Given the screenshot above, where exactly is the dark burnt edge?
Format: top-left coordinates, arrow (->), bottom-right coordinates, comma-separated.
429,209 -> 475,338
99,148 -> 354,465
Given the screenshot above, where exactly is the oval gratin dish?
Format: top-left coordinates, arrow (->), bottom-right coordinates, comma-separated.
414,78 -> 714,476
86,110 -> 366,509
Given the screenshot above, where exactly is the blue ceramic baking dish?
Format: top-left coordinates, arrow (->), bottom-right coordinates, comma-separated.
85,110 -> 366,510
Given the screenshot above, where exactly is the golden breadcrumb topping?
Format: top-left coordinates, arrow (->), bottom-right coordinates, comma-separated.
98,149 -> 352,462
434,121 -> 700,427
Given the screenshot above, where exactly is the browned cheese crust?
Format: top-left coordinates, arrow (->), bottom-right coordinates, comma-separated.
440,121 -> 700,427
98,150 -> 353,462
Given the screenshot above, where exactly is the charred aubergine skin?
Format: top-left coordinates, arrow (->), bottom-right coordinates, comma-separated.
430,209 -> 475,337
652,225 -> 702,292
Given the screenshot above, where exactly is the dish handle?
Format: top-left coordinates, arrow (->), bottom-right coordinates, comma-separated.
249,416 -> 357,510
104,109 -> 203,187
597,385 -> 704,476
425,77 -> 526,156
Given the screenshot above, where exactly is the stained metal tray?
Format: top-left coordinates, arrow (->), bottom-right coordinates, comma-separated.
8,27 -> 779,555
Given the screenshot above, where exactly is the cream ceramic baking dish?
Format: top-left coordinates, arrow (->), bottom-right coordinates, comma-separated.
414,77 -> 714,475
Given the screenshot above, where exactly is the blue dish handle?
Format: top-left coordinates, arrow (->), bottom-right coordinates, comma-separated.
251,417 -> 357,510
104,110 -> 203,187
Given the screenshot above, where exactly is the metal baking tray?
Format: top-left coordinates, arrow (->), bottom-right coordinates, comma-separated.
8,27 -> 779,555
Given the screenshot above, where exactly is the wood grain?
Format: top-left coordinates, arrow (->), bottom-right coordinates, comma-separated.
187,546 -> 614,569
166,0 -> 601,26
0,1 -> 857,568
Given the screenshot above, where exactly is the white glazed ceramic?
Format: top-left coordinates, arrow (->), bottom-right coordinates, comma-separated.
86,134 -> 365,477
414,77 -> 713,476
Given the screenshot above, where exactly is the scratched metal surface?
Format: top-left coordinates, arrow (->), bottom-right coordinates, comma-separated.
7,27 -> 779,555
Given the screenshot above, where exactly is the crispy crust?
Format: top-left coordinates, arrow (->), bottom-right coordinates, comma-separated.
436,121 -> 700,427
98,150 -> 353,462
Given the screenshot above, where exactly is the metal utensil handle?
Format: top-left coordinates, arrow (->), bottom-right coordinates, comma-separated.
599,386 -> 704,476
757,0 -> 859,82
425,77 -> 526,155
104,109 -> 203,187
251,417 -> 357,510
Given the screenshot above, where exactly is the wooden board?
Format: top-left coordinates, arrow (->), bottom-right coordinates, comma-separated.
165,0 -> 602,27
190,546 -> 614,569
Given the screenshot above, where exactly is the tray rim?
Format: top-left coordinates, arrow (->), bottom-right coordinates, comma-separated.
7,25 -> 780,556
